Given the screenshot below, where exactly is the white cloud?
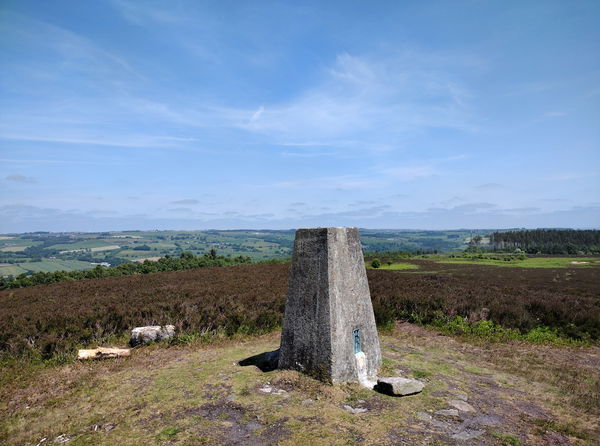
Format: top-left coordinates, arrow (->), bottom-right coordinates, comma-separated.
237,52 -> 477,145
250,106 -> 265,122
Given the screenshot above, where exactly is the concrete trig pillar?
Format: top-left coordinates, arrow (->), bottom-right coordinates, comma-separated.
278,227 -> 381,384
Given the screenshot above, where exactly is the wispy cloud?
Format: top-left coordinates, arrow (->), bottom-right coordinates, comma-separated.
239,52 -> 477,145
5,174 -> 36,184
380,166 -> 436,181
171,199 -> 200,205
543,111 -> 566,118
475,183 -> 503,190
271,174 -> 380,190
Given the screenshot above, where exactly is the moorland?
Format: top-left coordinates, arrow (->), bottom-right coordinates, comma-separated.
0,257 -> 598,445
1,233 -> 599,445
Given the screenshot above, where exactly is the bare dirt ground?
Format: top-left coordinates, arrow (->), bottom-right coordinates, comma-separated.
1,324 -> 598,445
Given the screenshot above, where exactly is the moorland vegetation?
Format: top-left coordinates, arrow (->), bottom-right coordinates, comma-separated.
1,258 -> 597,362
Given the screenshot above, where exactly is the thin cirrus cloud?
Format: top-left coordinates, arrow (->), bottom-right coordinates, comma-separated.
238,52 -> 478,146
5,174 -> 36,184
171,199 -> 201,205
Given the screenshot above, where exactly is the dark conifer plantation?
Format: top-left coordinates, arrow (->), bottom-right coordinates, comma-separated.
489,229 -> 600,254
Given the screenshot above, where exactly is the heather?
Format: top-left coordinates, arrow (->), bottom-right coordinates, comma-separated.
0,259 -> 598,360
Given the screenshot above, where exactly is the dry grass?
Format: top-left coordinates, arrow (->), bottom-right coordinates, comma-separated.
1,326 -> 598,445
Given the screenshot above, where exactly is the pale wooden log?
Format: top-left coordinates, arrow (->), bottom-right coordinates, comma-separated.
77,347 -> 131,360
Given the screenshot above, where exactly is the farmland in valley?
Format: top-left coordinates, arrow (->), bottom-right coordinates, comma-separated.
0,229 -> 479,277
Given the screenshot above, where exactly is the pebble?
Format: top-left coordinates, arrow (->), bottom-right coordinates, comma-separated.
301,399 -> 315,405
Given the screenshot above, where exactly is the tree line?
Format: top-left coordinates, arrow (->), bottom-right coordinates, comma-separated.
489,229 -> 600,254
0,250 -> 252,290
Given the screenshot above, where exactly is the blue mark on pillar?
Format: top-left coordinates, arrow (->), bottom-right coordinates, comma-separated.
353,328 -> 361,353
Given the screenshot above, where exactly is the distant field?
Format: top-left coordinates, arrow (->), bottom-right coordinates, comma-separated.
89,245 -> 121,252
0,229 -> 479,276
435,256 -> 600,268
49,240 -> 121,250
22,259 -> 94,273
0,246 -> 26,252
0,264 -> 28,276
0,259 -> 94,276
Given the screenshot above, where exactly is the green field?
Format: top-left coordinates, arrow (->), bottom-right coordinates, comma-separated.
0,259 -> 94,276
0,246 -> 27,252
435,256 -> 600,268
368,261 -> 420,270
0,264 -> 29,276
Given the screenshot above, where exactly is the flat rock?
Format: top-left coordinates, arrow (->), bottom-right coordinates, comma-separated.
130,325 -> 175,346
449,399 -> 476,412
435,409 -> 459,417
450,390 -> 469,401
376,377 -> 424,396
452,429 -> 485,440
416,411 -> 432,421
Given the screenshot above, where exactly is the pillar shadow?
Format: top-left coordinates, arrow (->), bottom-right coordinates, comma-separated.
238,349 -> 280,372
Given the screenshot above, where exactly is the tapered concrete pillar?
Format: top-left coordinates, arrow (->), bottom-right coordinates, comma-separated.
278,227 -> 381,384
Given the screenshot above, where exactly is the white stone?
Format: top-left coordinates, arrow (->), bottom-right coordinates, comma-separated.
376,377 -> 424,396
130,325 -> 175,346
343,405 -> 368,414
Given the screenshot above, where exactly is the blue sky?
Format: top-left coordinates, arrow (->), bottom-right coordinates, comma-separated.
1,0 -> 599,232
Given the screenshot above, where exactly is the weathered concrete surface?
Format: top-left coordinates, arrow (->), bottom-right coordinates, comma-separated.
278,227 -> 381,383
376,377 -> 425,396
130,325 -> 175,346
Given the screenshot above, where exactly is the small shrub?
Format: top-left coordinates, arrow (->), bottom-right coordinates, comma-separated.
371,259 -> 381,269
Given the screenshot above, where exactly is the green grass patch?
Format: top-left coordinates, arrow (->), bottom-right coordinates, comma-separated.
436,256 -> 600,268
156,425 -> 180,440
431,317 -> 589,346
366,261 -> 419,270
411,369 -> 431,379
490,431 -> 522,445
379,262 -> 419,270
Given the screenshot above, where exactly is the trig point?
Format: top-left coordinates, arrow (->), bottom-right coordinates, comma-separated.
278,227 -> 381,385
